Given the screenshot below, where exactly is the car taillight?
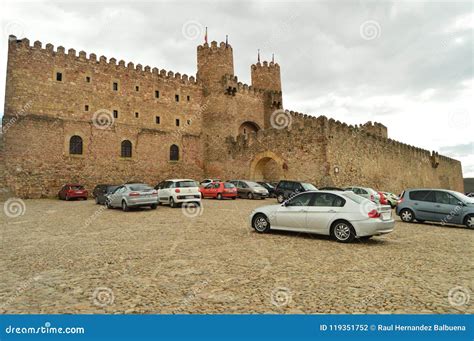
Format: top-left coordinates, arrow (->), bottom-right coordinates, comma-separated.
398,198 -> 404,204
129,192 -> 140,197
368,209 -> 381,218
175,189 -> 180,193
152,191 -> 157,195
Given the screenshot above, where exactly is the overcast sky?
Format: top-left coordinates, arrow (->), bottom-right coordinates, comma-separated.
1,0 -> 473,177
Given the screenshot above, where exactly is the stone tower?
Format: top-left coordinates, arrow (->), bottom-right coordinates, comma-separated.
197,41 -> 234,96
251,61 -> 281,93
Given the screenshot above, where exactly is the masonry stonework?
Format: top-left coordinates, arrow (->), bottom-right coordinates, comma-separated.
1,35 -> 463,198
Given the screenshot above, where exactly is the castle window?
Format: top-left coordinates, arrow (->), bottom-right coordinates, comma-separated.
135,112 -> 139,118
176,119 -> 180,127
84,105 -> 89,112
121,140 -> 132,158
175,94 -> 179,102
85,76 -> 91,83
69,135 -> 83,155
187,95 -> 190,101
187,120 -> 191,125
155,116 -> 160,124
170,144 -> 179,161
113,110 -> 118,118
155,90 -> 160,99
56,72 -> 62,82
135,85 -> 139,92
113,82 -> 118,91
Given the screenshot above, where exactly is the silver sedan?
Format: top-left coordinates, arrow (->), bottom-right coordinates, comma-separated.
249,191 -> 394,243
106,183 -> 158,211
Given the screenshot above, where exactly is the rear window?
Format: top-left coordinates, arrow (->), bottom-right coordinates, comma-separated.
302,183 -> 317,191
343,191 -> 367,204
224,183 -> 235,188
129,184 -> 152,191
176,181 -> 198,188
71,186 -> 84,190
409,190 -> 435,202
247,181 -> 262,188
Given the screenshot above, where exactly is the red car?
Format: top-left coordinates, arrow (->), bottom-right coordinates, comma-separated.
378,191 -> 388,205
200,182 -> 237,200
58,184 -> 88,200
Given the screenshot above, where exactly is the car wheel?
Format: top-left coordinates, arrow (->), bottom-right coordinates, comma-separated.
331,221 -> 356,243
170,197 -> 177,208
247,192 -> 254,200
122,200 -> 129,212
252,214 -> 270,233
217,193 -> 223,200
400,208 -> 414,223
150,204 -> 157,210
277,194 -> 284,203
157,200 -> 162,206
464,215 -> 474,229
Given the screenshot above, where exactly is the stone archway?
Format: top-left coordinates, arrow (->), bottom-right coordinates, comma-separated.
249,151 -> 286,181
238,121 -> 261,137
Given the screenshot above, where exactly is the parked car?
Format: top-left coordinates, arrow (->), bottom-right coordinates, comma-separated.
319,186 -> 344,191
378,191 -> 388,206
155,179 -> 201,208
257,181 -> 276,197
92,184 -> 120,205
249,190 -> 394,243
396,189 -> 474,228
200,181 -> 237,200
105,183 -> 157,211
228,180 -> 269,199
58,184 -> 88,201
381,191 -> 399,208
467,192 -> 474,198
344,186 -> 381,203
200,178 -> 221,186
274,180 -> 318,203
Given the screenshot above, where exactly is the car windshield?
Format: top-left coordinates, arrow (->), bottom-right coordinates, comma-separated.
107,186 -> 119,193
247,181 -> 263,188
71,186 -> 84,190
129,184 -> 152,191
452,191 -> 474,204
176,181 -> 198,188
302,183 -> 317,191
224,183 -> 235,188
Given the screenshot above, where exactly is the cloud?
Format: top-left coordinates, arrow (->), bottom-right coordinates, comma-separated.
440,143 -> 474,158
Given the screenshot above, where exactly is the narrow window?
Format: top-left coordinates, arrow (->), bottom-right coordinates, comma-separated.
170,144 -> 179,161
187,120 -> 191,125
175,94 -> 179,102
56,72 -> 62,82
135,85 -> 139,91
155,116 -> 160,124
113,82 -> 118,91
113,110 -> 118,118
155,90 -> 160,98
69,135 -> 83,155
121,140 -> 132,158
176,119 -> 180,127
85,76 -> 91,83
85,105 -> 89,112
187,95 -> 190,101
135,112 -> 139,118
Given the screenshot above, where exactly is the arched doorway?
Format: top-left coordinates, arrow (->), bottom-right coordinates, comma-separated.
250,151 -> 286,182
238,121 -> 260,137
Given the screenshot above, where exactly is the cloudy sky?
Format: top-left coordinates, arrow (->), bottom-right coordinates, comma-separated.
1,0 -> 473,176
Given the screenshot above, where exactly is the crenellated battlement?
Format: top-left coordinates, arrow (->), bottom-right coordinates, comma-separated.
221,74 -> 282,98
197,40 -> 233,52
9,35 -> 199,86
250,61 -> 280,70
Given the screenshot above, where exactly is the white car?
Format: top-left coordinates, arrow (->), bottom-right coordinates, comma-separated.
249,191 -> 394,243
155,179 -> 201,208
200,178 -> 221,186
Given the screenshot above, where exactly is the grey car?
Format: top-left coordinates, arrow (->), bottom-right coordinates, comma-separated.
396,188 -> 474,228
344,186 -> 381,203
105,183 -> 158,211
228,180 -> 269,199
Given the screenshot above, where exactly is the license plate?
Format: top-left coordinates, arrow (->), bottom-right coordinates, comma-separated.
382,212 -> 391,220
185,195 -> 195,199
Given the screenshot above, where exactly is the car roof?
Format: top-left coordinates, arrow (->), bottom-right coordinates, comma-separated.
165,179 -> 196,182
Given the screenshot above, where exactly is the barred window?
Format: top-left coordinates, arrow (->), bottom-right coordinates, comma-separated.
69,135 -> 83,155
121,140 -> 132,158
170,144 -> 179,161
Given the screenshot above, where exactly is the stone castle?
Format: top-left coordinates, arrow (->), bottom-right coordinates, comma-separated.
1,35 -> 464,198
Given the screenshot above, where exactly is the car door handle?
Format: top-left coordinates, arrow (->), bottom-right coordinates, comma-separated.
328,210 -> 336,213
435,205 -> 441,208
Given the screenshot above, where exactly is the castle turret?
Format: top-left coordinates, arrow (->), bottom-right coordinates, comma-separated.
251,61 -> 281,92
197,41 -> 234,95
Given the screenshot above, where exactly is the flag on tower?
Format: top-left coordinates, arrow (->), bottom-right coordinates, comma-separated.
225,35 -> 228,47
272,53 -> 274,63
204,27 -> 208,44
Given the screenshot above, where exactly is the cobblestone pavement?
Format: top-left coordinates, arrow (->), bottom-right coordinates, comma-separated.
0,198 -> 472,314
